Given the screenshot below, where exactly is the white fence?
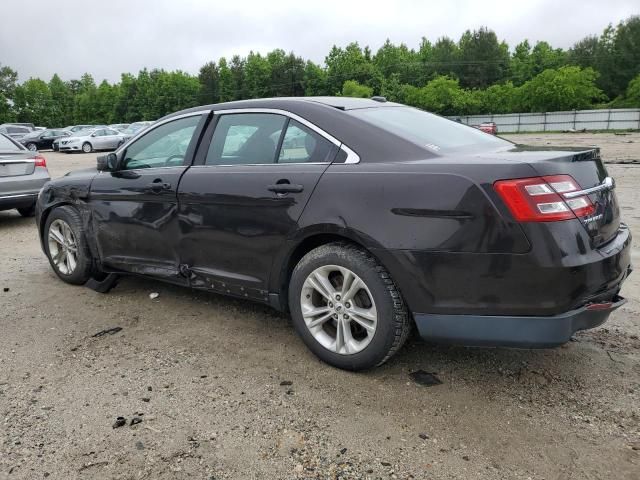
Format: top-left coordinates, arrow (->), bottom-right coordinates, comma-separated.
451,108 -> 640,133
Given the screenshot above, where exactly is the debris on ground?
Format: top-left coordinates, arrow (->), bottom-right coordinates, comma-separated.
92,327 -> 122,338
280,380 -> 293,386
130,416 -> 143,426
3,287 -> 9,292
149,292 -> 159,299
112,417 -> 126,429
409,370 -> 443,386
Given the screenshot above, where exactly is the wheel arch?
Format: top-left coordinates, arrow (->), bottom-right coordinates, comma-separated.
272,226 -> 400,313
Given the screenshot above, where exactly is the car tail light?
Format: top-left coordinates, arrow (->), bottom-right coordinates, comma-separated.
34,154 -> 47,168
494,175 -> 595,222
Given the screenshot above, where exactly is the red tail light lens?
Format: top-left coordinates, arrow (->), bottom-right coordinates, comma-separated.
34,154 -> 47,168
494,175 -> 595,222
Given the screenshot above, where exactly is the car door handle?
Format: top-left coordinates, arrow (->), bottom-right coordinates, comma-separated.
267,184 -> 304,194
146,180 -> 171,192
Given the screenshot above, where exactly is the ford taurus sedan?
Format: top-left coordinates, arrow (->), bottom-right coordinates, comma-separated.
1,133 -> 50,217
35,97 -> 632,370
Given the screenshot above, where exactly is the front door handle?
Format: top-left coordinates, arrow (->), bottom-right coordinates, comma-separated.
267,184 -> 304,194
146,180 -> 171,192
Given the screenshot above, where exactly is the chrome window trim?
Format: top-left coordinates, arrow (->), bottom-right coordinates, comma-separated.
212,108 -> 360,164
0,159 -> 36,164
563,177 -> 615,199
114,110 -> 210,156
189,162 -> 330,168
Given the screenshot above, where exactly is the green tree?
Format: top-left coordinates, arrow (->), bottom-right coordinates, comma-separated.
13,78 -> 54,125
48,74 -> 74,126
458,27 -> 510,88
198,61 -> 220,104
341,80 -> 373,98
302,61 -> 328,96
245,51 -> 271,98
403,76 -> 472,115
624,74 -> 640,106
229,55 -> 246,100
218,57 -> 235,102
430,37 -> 460,79
0,63 -> 18,123
373,40 -> 420,86
325,43 -> 377,94
518,66 -> 605,112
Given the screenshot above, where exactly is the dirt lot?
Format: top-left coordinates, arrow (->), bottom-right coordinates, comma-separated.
1,133 -> 639,479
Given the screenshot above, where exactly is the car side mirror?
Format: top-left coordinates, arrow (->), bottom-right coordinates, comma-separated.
97,152 -> 118,172
91,133 -> 97,137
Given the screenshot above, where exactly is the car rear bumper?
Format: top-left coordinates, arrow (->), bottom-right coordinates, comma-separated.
413,293 -> 628,347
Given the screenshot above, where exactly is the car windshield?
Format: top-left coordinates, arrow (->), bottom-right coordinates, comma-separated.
0,134 -> 21,151
347,106 -> 511,153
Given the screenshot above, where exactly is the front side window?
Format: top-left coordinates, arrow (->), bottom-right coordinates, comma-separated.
206,113 -> 286,165
122,115 -> 201,170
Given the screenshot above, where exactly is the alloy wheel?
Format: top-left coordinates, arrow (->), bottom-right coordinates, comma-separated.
27,143 -> 37,151
47,219 -> 78,275
82,143 -> 92,153
300,265 -> 377,355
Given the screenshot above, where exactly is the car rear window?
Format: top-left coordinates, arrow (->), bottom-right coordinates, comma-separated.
347,106 -> 511,153
0,134 -> 22,151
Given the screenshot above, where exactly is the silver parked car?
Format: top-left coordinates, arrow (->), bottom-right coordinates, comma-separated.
0,124 -> 33,141
58,127 -> 126,153
120,121 -> 155,142
0,133 -> 50,217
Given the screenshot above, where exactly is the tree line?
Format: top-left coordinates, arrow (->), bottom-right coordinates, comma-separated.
0,15 -> 638,127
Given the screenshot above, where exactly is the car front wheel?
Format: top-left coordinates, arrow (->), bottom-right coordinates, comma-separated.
82,142 -> 93,153
44,206 -> 94,284
26,143 -> 37,151
289,242 -> 410,371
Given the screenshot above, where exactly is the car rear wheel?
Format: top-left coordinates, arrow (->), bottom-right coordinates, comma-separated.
17,204 -> 35,217
44,206 -> 94,285
82,142 -> 93,153
26,143 -> 37,151
289,242 -> 410,370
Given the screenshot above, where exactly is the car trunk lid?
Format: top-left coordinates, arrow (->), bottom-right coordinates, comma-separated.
0,151 -> 36,177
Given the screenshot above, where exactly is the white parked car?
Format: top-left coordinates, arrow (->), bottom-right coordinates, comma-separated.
58,128 -> 126,153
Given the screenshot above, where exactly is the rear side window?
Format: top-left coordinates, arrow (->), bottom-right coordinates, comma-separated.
0,134 -> 21,151
278,120 -> 336,164
206,113 -> 286,165
348,106 -> 512,152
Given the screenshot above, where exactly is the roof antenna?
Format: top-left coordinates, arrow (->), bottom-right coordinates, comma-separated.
371,96 -> 387,103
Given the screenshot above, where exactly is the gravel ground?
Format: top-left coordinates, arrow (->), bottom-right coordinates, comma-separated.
1,134 -> 639,479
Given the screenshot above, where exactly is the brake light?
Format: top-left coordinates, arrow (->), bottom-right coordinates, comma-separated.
34,154 -> 47,168
494,175 -> 595,222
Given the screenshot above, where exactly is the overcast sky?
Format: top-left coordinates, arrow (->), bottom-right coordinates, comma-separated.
1,0 -> 637,83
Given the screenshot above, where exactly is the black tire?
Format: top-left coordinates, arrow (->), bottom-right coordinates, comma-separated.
17,204 -> 36,217
82,142 -> 93,153
26,143 -> 37,151
288,242 -> 410,371
43,206 -> 94,285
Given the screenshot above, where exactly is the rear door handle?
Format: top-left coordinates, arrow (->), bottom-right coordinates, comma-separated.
267,184 -> 304,194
